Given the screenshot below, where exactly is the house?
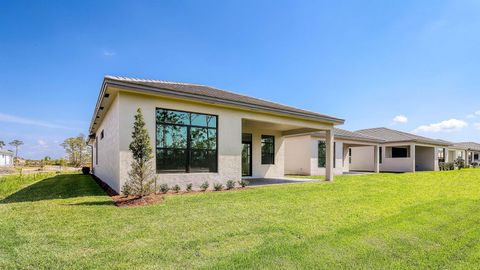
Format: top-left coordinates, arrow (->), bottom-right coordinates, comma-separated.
284,128 -> 384,176
452,142 -> 480,165
88,76 -> 344,193
0,149 -> 14,167
354,127 -> 452,172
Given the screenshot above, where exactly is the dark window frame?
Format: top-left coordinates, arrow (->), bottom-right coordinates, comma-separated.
261,135 -> 275,165
349,148 -> 352,164
333,142 -> 336,168
155,108 -> 218,173
379,147 -> 383,164
391,147 -> 409,158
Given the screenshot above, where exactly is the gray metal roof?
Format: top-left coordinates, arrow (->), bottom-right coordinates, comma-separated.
311,128 -> 385,143
102,75 -> 345,124
452,142 -> 480,151
356,127 -> 452,146
0,149 -> 13,156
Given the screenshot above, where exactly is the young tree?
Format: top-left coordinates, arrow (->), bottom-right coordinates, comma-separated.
122,108 -> 155,197
0,140 -> 5,149
9,140 -> 24,165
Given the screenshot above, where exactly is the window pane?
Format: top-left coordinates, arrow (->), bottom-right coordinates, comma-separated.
392,147 -> 408,158
206,115 -> 217,128
156,109 -> 190,125
242,133 -> 252,143
318,141 -> 326,167
191,150 -> 217,172
156,149 -> 187,172
156,125 -> 187,148
191,127 -> 217,150
261,135 -> 275,164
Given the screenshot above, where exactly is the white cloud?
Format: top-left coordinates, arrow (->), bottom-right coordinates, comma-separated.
475,110 -> 480,116
37,139 -> 47,147
0,113 -> 75,130
392,115 -> 408,124
103,50 -> 116,56
467,114 -> 475,119
413,119 -> 468,133
474,123 -> 480,130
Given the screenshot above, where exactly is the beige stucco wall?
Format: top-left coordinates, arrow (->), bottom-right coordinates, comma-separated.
415,146 -> 435,171
242,126 -> 284,178
377,143 -> 415,172
108,91 -> 333,193
309,138 -> 344,176
350,146 -> 375,171
92,94 -> 120,191
284,135 -> 311,175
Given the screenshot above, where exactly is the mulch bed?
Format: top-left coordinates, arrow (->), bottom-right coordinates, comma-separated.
90,174 -> 249,208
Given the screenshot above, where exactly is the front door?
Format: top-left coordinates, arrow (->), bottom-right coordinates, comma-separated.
242,133 -> 252,176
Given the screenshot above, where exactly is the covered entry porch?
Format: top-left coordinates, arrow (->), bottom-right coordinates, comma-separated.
241,118 -> 336,181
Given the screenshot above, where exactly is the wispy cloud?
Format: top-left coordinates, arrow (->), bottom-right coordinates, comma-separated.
392,115 -> 408,124
413,119 -> 468,133
103,49 -> 116,57
0,113 -> 76,130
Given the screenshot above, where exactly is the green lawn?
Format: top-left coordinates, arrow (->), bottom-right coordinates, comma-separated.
2,170 -> 480,269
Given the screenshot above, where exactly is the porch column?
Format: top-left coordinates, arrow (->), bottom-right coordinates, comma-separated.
373,145 -> 380,173
325,129 -> 334,182
411,144 -> 416,172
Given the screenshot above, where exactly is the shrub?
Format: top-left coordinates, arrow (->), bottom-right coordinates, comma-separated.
213,183 -> 223,191
439,162 -> 445,171
472,162 -> 479,168
446,162 -> 455,171
455,158 -> 465,170
238,179 -> 249,188
200,181 -> 209,191
172,184 -> 181,193
159,184 -> 169,194
226,180 -> 235,190
186,183 -> 193,192
122,183 -> 132,196
81,167 -> 90,175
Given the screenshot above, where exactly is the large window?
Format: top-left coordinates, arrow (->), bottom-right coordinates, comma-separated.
387,146 -> 410,158
318,141 -> 326,167
261,135 -> 275,164
156,108 -> 217,173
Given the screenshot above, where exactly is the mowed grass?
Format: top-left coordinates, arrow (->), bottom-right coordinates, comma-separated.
2,170 -> 480,269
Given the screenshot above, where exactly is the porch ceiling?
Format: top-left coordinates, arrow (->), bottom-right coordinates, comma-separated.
242,119 -> 325,134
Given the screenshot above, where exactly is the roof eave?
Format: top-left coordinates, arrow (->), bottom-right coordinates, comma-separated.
88,78 -> 345,132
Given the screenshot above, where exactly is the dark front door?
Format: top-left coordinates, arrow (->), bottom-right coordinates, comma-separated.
242,142 -> 252,176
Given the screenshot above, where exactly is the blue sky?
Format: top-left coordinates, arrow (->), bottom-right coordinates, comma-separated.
1,0 -> 480,159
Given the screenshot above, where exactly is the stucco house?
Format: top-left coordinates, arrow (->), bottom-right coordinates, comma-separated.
354,127 -> 452,172
284,128 -> 384,176
0,149 -> 14,167
88,76 -> 344,193
452,142 -> 480,165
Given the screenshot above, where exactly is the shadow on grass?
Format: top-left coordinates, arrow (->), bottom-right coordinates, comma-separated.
0,174 -> 107,204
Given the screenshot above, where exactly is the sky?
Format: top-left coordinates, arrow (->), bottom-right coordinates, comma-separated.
1,0 -> 480,159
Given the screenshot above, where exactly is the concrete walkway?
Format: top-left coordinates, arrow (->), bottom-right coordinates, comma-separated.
247,177 -> 320,187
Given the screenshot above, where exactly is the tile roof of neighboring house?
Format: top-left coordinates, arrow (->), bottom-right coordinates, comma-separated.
356,127 -> 452,146
312,128 -> 385,143
99,75 -> 345,125
0,149 -> 14,156
452,142 -> 480,151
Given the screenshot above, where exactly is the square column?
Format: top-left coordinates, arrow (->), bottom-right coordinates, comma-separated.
373,145 -> 380,173
325,129 -> 334,182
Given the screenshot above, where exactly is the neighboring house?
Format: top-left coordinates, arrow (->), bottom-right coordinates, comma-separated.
0,150 -> 14,167
285,128 -> 384,176
452,142 -> 480,165
88,76 -> 344,193
355,127 -> 452,172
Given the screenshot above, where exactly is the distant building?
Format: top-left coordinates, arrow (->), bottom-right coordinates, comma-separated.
0,149 -> 14,166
